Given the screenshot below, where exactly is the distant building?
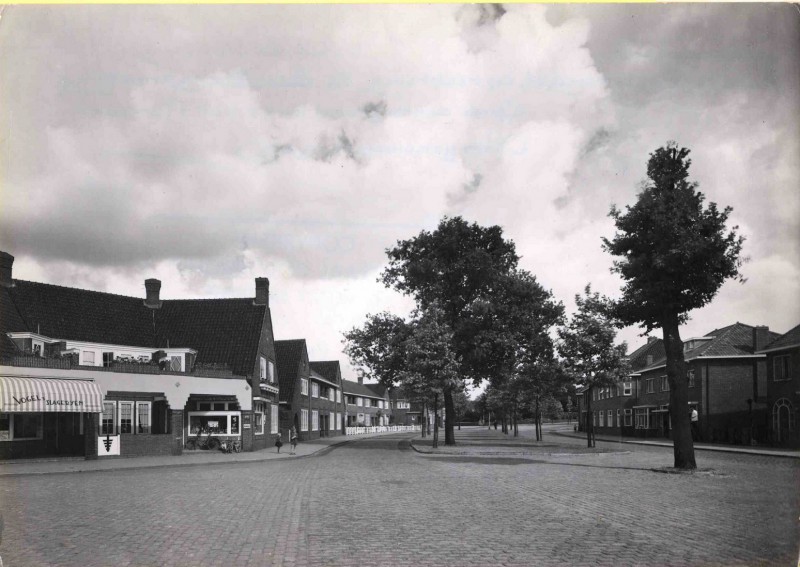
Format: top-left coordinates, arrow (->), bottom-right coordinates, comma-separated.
342,378 -> 391,427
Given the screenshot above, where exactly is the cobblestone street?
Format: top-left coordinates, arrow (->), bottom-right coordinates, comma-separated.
0,428 -> 797,566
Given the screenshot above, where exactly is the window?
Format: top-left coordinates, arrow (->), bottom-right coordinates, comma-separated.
772,398 -> 795,433
660,376 -> 669,392
329,389 -> 335,402
301,379 -> 309,396
271,404 -> 279,434
623,381 -> 632,396
102,402 -> 116,435
260,356 -> 267,381
103,352 -> 114,368
645,378 -> 655,394
774,355 -> 792,382
119,401 -> 134,434
335,412 -> 340,430
0,414 -> 43,440
594,412 -> 598,426
32,342 -> 43,356
83,351 -> 96,365
137,402 -> 151,434
188,412 -> 241,436
301,409 -> 309,431
357,397 -> 363,407
312,410 -> 319,431
687,369 -> 696,388
336,390 -> 342,403
311,382 -> 319,398
269,361 -> 275,383
616,409 -> 621,427
170,356 -> 182,371
624,409 -> 632,427
254,403 -> 264,435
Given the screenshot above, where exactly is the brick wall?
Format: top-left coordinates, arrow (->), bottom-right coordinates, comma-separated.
707,361 -> 756,415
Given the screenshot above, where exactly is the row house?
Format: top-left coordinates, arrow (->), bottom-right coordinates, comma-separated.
342,378 -> 391,427
759,323 -> 800,447
275,339 -> 345,441
580,322 -> 782,446
388,386 -> 424,426
0,251 -> 280,460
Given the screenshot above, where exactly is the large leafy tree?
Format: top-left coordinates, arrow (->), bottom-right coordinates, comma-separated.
343,312 -> 410,386
558,285 -> 629,448
382,217 -> 561,445
603,142 -> 744,469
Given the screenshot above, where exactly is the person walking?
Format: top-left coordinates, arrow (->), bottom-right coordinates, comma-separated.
274,432 -> 283,453
690,406 -> 700,442
290,425 -> 298,455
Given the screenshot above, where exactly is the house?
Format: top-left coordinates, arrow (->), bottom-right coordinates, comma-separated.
758,323 -> 800,446
0,251 -> 280,459
275,340 -> 345,441
388,386 -> 423,426
342,378 -> 391,427
583,336 -> 664,436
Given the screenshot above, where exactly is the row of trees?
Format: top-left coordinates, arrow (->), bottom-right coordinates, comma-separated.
344,142 -> 744,469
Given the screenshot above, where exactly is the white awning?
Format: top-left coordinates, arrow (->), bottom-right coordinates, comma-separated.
0,376 -> 105,413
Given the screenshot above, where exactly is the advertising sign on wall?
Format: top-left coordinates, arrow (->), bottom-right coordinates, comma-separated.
98,434 -> 120,456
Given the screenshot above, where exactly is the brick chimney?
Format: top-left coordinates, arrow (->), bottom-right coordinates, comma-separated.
753,326 -> 770,352
647,336 -> 658,344
254,277 -> 269,306
0,251 -> 14,288
144,278 -> 162,309
358,376 -> 363,385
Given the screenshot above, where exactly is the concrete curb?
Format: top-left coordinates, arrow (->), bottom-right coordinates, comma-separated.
551,430 -> 800,459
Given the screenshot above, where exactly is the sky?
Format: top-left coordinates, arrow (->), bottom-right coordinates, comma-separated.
1,4 -> 798,388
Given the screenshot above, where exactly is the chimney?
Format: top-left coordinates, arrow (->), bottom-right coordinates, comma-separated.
144,279 -> 162,309
647,336 -> 657,344
753,326 -> 770,352
358,376 -> 363,385
0,251 -> 14,288
254,277 -> 270,306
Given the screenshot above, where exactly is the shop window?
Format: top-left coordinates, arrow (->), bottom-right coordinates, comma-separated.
189,413 -> 240,436
102,402 -> 116,435
137,402 -> 151,434
0,414 -> 42,440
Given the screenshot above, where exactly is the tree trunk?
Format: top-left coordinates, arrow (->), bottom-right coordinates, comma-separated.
432,393 -> 440,449
444,387 -> 456,446
535,395 -> 541,441
663,316 -> 697,469
421,402 -> 427,438
587,387 -> 594,448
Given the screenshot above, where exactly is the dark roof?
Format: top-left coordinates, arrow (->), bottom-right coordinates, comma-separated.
309,361 -> 341,384
760,323 -> 800,352
274,339 -> 307,403
641,322 -> 781,371
627,338 -> 665,372
0,286 -> 27,357
1,279 -> 267,376
342,379 -> 388,399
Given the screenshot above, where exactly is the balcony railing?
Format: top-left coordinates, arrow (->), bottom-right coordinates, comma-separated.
2,355 -> 237,378
346,425 -> 420,435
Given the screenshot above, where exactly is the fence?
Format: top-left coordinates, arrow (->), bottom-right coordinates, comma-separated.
346,425 -> 421,435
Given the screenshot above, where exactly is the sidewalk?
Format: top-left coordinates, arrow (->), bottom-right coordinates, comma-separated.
0,431 -> 406,477
551,429 -> 800,459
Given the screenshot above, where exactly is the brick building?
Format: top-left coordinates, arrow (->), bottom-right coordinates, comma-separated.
583,322 -> 780,445
759,323 -> 800,446
388,386 -> 423,426
275,340 -> 345,441
342,378 -> 391,427
0,251 -> 280,460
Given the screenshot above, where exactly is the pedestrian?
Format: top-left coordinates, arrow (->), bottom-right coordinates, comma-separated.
275,432 -> 283,453
690,406 -> 700,441
290,425 -> 298,455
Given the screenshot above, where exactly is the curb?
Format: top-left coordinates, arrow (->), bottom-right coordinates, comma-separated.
551,431 -> 800,459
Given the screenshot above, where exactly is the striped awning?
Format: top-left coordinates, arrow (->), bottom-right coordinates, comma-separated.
0,376 -> 105,413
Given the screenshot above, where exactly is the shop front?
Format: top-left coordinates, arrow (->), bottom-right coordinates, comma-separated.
0,374 -> 104,459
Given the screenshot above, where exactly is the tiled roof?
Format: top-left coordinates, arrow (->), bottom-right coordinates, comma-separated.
309,361 -> 341,384
627,338 -> 665,372
275,339 -> 306,403
760,323 -> 800,352
0,286 -> 27,357
1,279 -> 267,377
641,322 -> 781,371
342,379 -> 388,399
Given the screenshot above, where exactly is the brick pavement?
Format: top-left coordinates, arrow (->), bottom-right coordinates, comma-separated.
0,429 -> 796,566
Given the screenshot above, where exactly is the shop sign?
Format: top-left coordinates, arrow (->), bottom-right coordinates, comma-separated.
98,434 -> 120,456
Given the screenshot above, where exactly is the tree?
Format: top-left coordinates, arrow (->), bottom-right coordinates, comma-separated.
558,285 -> 629,448
603,142 -> 745,469
342,312 -> 410,386
381,217 -> 522,446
